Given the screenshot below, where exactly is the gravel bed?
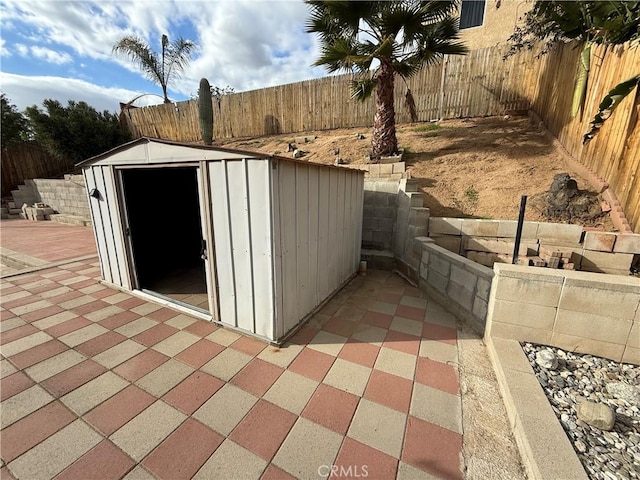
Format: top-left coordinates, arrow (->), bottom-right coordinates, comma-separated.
522,343 -> 640,480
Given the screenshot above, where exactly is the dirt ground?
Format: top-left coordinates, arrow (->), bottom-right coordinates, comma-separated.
221,116 -> 612,229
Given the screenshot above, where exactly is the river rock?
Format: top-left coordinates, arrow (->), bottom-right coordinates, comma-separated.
606,382 -> 640,408
577,401 -> 616,431
536,349 -> 558,369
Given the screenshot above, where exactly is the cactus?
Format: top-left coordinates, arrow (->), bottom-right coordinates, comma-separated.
198,78 -> 213,145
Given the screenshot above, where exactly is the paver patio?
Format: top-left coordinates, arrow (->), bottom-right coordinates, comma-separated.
1,221 -> 465,480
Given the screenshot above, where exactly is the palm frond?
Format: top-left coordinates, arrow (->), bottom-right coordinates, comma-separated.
571,43 -> 591,118
350,77 -> 377,101
112,36 -> 163,85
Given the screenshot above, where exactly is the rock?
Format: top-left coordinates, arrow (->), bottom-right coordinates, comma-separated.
577,401 -> 616,431
575,440 -> 587,453
606,382 -> 640,407
535,349 -> 558,369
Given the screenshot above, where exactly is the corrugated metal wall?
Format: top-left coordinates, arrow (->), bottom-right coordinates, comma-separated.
272,160 -> 364,338
84,165 -> 131,290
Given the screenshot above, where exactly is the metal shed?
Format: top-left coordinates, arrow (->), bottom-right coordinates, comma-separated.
79,138 -> 364,342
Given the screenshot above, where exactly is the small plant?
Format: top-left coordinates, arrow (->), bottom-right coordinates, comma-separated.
274,150 -> 282,154
422,131 -> 439,138
414,123 -> 441,133
465,188 -> 479,202
402,146 -> 412,154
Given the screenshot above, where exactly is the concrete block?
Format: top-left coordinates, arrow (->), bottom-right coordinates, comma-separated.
429,217 -> 462,236
393,163 -> 406,174
363,217 -> 379,230
431,235 -> 462,255
580,250 -> 634,274
374,206 -> 396,218
450,264 -> 478,290
464,237 -> 537,256
583,231 -> 617,252
536,222 -> 583,244
622,346 -> 640,365
361,230 -> 374,243
613,234 -> 640,254
408,192 -> 423,207
628,322 -> 640,349
408,207 -> 430,227
363,179 -> 400,194
461,219 -> 500,237
372,231 -> 393,249
472,296 -> 488,319
491,299 -> 557,330
558,278 -> 639,320
494,273 -> 563,307
427,270 -> 448,294
446,282 -> 474,311
363,206 -> 376,218
554,309 -> 632,345
476,277 -> 491,301
379,163 -> 393,175
378,218 -> 394,232
429,254 -> 450,277
549,332 -> 625,363
490,322 -> 552,344
413,237 -> 431,256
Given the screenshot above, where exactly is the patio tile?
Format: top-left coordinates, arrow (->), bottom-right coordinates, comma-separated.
383,329 -> 421,356
400,295 -> 428,310
25,350 -> 86,382
307,330 -> 347,357
163,371 -> 224,415
230,399 -> 297,461
84,385 -> 155,436
69,299 -> 109,315
175,338 -> 224,368
6,339 -> 67,369
415,357 -> 459,395
194,383 -> 258,436
263,370 -> 319,415
378,292 -> 403,304
334,437 -> 398,480
390,316 -> 423,337
402,416 -> 463,480
102,292 -> 132,305
7,419 -> 101,480
110,400 -> 187,462
256,342 -> 303,368
116,297 -> 146,310
361,310 -> 393,329
368,301 -> 397,316
334,304 -> 365,321
419,338 -> 459,365
61,371 -> 129,415
272,417 -> 343,479
130,303 -> 163,316
323,358 -> 371,396
152,331 -> 200,357
424,304 -> 458,329
99,311 -> 141,330
422,322 -> 458,345
133,323 -> 178,347
348,398 -> 407,458
93,339 -> 146,369
41,359 -> 106,397
114,349 -> 170,382
38,286 -> 74,299
193,439 -> 267,480
395,305 -> 425,322
338,338 -> 380,368
91,287 -> 122,299
45,316 -> 91,338
397,461 -> 440,480
2,331 -> 53,357
136,359 -> 194,397
1,371 -> 34,401
0,290 -> 30,304
21,305 -> 65,323
185,320 -> 218,337
78,284 -> 107,294
261,465 -> 296,480
56,440 -> 135,480
201,347 -> 252,381
114,317 -> 158,338
289,324 -> 320,344
0,401 -> 75,463
301,383 -> 359,435
364,370 -> 413,413
410,383 -> 462,434
147,307 -> 181,323
76,331 -> 128,357
374,347 -> 417,380
0,324 -> 37,345
288,347 -> 335,382
205,327 -> 242,346
0,359 -> 17,379
143,418 -> 224,480
32,311 -> 78,330
48,291 -> 86,306
322,316 -> 359,337
231,336 -> 268,356
122,466 -> 155,480
59,323 -> 109,347
84,305 -> 125,322
351,324 -> 388,345
231,358 -> 284,397
10,299 -> 52,316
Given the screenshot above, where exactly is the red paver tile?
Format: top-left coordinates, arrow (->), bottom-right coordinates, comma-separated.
147,307 -> 179,322
7,339 -> 68,369
334,437 -> 398,479
290,325 -> 319,345
143,418 -> 223,480
55,440 -> 135,480
45,316 -> 91,337
21,305 -> 65,323
175,339 -> 224,369
302,384 -> 359,435
364,370 -> 413,413
91,288 -> 120,299
0,324 -> 38,344
84,385 -> 155,436
338,339 -> 380,368
415,357 -> 459,395
65,278 -> 97,291
2,295 -> 40,310
403,286 -> 423,297
113,349 -> 169,382
1,466 -> 16,480
288,347 -> 335,382
71,299 -> 109,316
402,416 -> 463,480
395,305 -> 425,322
41,359 -> 106,397
8,275 -> 42,286
0,401 -> 76,462
378,292 -> 402,304
45,290 -> 83,304
163,371 -> 224,415
76,331 -> 127,357
422,322 -> 457,345
383,330 -> 420,356
99,311 -> 141,330
133,323 -> 179,347
24,283 -> 57,295
231,336 -> 267,356
361,310 -> 393,329
322,316 -> 359,338
184,320 -> 218,337
0,371 -> 34,401
115,297 -> 146,310
47,271 -> 76,282
0,285 -> 23,295
261,465 -> 297,480
0,310 -> 17,321
231,358 -> 284,397
230,400 -> 297,461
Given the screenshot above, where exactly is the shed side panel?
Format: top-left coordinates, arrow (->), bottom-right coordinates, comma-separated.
278,161 -> 298,332
307,165 -> 320,313
317,171 -> 330,301
295,163 -> 309,323
103,167 -> 132,290
84,168 -> 110,282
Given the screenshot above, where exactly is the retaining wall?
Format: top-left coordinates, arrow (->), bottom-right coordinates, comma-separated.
10,175 -> 90,219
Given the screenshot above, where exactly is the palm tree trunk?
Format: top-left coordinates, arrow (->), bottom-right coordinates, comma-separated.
371,61 -> 398,158
162,84 -> 170,104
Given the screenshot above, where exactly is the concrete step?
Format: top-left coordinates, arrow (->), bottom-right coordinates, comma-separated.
361,249 -> 396,271
49,214 -> 92,227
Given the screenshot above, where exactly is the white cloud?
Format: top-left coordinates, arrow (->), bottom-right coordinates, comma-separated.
14,44 -> 73,64
0,72 -> 164,112
0,38 -> 8,56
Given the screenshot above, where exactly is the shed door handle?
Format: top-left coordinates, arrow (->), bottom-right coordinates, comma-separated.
200,239 -> 207,261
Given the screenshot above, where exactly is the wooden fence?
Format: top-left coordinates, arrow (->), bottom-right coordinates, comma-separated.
1,144 -> 71,194
125,42 -> 640,232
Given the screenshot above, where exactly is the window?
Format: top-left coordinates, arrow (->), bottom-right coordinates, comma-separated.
460,0 -> 486,29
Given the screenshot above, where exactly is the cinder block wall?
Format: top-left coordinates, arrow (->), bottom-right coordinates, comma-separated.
362,180 -> 399,251
26,175 -> 90,219
485,264 -> 639,365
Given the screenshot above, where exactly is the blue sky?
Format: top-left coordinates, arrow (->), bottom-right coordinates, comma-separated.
0,0 -> 326,113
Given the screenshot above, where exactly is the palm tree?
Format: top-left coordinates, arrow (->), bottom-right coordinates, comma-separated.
306,0 -> 467,158
113,34 -> 195,104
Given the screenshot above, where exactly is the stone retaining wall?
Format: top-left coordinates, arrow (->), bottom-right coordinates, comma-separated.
10,175 -> 90,219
